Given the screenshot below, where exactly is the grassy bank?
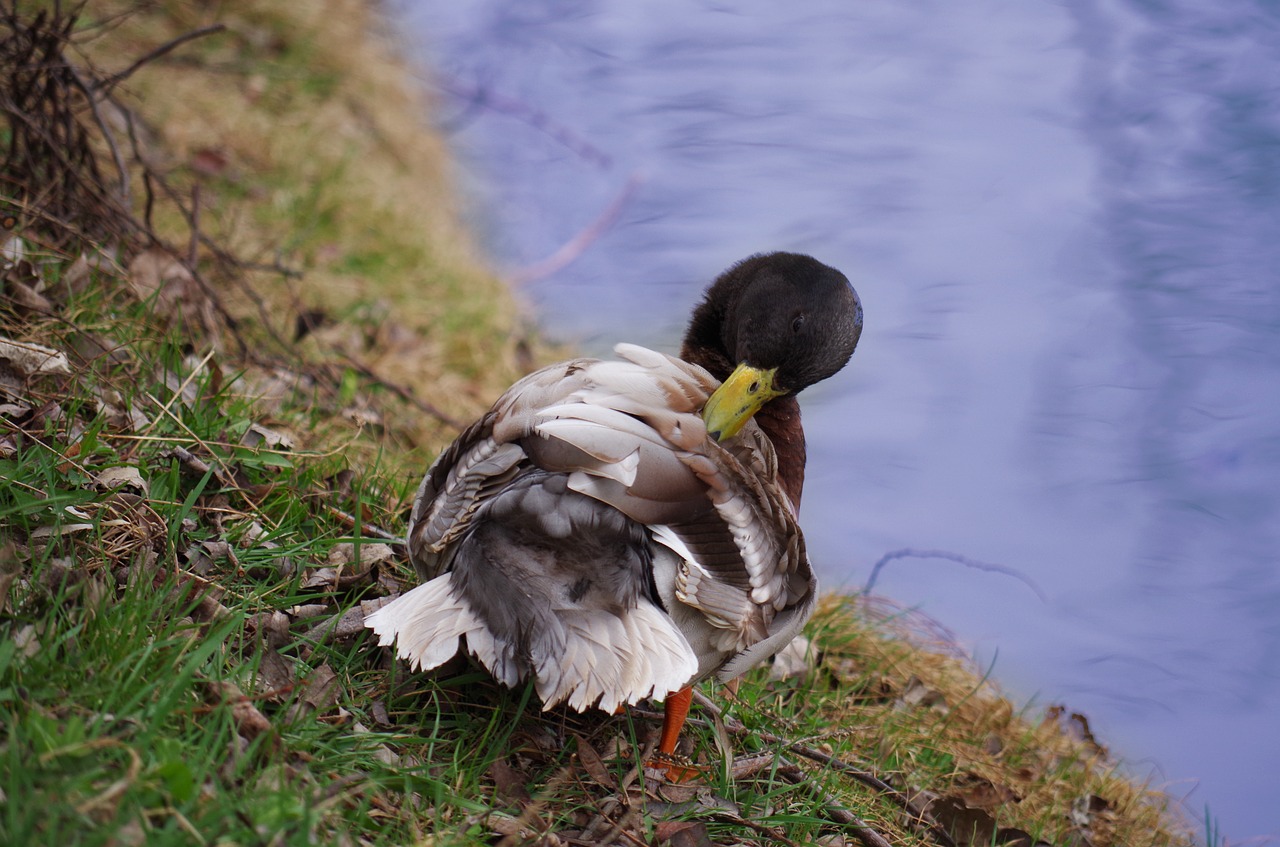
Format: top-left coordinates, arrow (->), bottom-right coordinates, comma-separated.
0,2 -> 1201,845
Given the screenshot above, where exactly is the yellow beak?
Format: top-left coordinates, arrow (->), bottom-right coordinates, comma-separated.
702,363 -> 785,442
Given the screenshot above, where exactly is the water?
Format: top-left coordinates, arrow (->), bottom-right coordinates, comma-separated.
396,1 -> 1280,840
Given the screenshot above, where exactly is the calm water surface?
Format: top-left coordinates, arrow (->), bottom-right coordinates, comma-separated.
398,1 -> 1280,839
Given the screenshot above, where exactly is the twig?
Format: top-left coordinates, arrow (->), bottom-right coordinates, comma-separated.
508,174 -> 642,286
862,547 -> 1047,603
333,349 -> 467,431
67,65 -> 129,202
438,75 -> 613,168
774,758 -> 894,847
97,23 -> 226,92
322,503 -> 404,547
188,183 -> 200,268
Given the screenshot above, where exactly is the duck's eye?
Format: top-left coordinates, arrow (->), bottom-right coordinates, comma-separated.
791,314 -> 806,334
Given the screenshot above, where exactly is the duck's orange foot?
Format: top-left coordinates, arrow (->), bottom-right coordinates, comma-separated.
643,751 -> 706,784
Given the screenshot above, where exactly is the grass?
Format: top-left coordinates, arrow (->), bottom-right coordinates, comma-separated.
0,2 -> 1204,845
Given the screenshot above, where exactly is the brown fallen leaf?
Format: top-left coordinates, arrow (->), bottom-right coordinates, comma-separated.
241,422 -> 295,450
953,772 -> 1019,810
1045,705 -> 1109,759
0,336 -> 71,376
285,662 -> 341,724
6,279 -> 53,314
255,644 -> 296,698
655,821 -> 713,847
126,248 -> 216,334
326,542 -> 394,569
572,734 -> 616,791
190,146 -> 230,176
926,795 -> 998,847
204,680 -> 273,741
898,675 -> 947,711
60,254 -> 92,297
93,465 -> 149,496
488,758 -> 533,806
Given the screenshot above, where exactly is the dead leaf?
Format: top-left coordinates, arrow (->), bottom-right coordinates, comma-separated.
1045,705 -> 1108,758
2,234 -> 24,268
925,796 -> 998,847
954,772 -> 1019,809
995,827 -> 1053,847
488,758 -> 533,806
31,522 -> 95,539
302,606 -> 367,644
0,336 -> 71,376
256,645 -> 296,697
126,249 -> 216,334
13,624 -> 40,658
289,663 -> 340,719
241,422 -> 295,450
485,814 -> 537,840
61,254 -> 92,297
204,681 -> 274,740
573,734 -> 616,791
899,675 -> 947,711
93,465 -> 149,496
289,603 -> 331,620
6,279 -> 53,313
190,147 -> 230,176
0,543 -> 19,612
326,542 -> 394,568
655,821 -> 712,847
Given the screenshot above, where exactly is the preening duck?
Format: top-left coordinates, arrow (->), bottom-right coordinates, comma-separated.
366,252 -> 863,765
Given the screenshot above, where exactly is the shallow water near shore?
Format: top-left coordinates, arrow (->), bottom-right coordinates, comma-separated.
397,1 -> 1280,839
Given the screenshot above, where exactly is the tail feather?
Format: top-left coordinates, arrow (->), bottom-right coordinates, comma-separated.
367,573 -> 698,713
365,574 -> 491,673
533,602 -> 698,713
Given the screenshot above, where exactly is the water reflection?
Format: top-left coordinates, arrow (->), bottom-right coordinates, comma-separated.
399,0 -> 1279,839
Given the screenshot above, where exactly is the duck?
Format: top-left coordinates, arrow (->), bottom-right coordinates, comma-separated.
366,251 -> 863,765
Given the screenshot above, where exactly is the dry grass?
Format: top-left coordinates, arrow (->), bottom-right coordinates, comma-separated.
71,0 -> 534,446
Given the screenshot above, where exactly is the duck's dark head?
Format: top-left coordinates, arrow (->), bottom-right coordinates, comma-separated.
681,252 -> 863,442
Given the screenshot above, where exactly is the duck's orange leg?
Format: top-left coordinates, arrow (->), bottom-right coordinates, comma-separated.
657,686 -> 693,755
646,686 -> 704,782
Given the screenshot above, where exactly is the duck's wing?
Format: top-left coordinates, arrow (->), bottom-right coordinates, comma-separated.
378,344 -> 814,708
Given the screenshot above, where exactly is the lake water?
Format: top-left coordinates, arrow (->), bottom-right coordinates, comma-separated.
396,1 -> 1280,840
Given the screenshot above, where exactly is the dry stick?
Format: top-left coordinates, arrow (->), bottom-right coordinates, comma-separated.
119,106 -> 156,230
321,503 -> 403,547
188,183 -> 200,268
331,350 -> 468,431
67,66 -> 129,203
862,547 -> 1046,602
96,23 -> 227,93
508,174 -> 642,286
773,759 -> 894,847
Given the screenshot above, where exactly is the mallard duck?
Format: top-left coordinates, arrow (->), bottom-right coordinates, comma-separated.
366,252 -> 863,763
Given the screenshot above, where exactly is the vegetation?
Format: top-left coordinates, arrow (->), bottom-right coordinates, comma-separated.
0,2 -> 1201,845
